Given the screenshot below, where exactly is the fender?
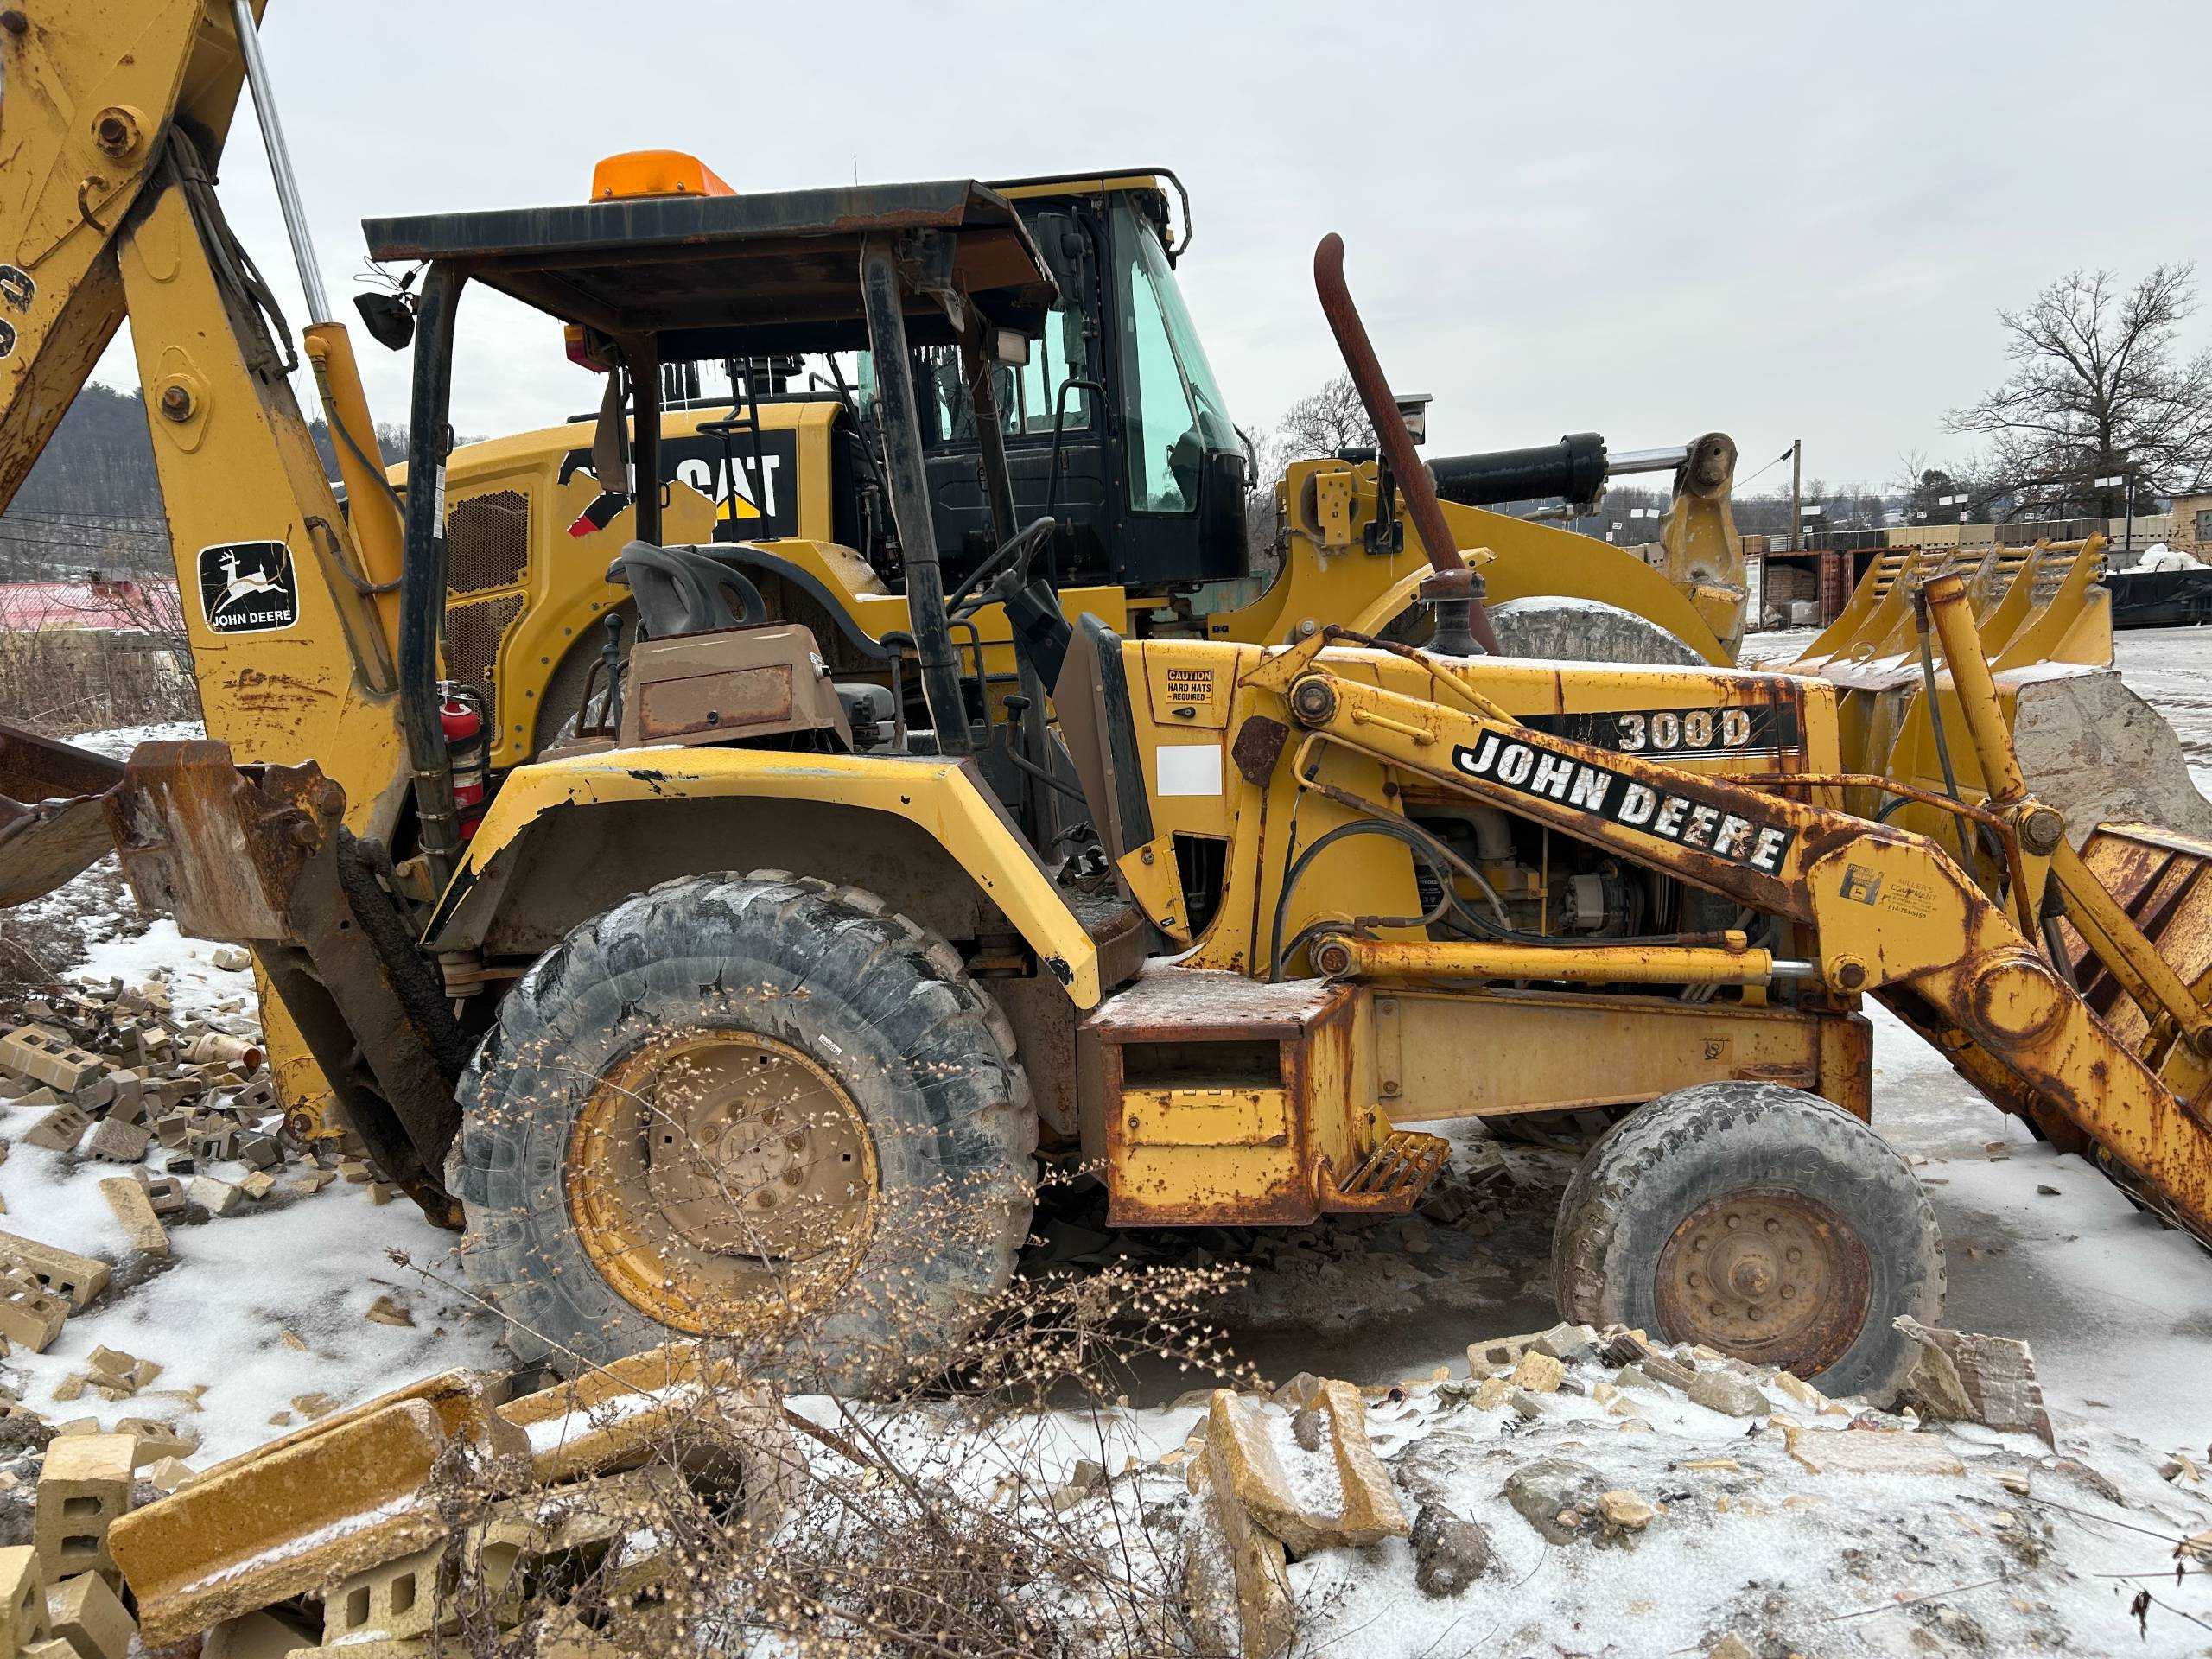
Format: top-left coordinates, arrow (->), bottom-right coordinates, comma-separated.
422,746 -> 1104,1006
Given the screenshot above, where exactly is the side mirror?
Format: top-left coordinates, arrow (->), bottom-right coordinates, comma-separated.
353,291 -> 415,351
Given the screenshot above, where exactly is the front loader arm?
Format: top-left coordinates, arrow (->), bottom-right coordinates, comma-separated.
1278,646 -> 2212,1243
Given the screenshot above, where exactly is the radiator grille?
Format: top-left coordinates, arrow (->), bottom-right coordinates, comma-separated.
446,489 -> 530,597
444,592 -> 525,715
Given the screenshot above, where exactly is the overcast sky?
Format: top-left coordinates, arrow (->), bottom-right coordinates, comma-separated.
98,0 -> 2212,496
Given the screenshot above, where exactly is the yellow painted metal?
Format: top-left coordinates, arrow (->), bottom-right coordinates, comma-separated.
1368,988 -> 1864,1120
429,746 -> 1104,1007
1313,933 -> 1777,987
117,188 -> 406,818
1264,635 -> 2212,1242
1214,459 -> 1734,662
302,322 -> 405,659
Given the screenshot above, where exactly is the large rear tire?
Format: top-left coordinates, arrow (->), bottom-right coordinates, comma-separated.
450,872 -> 1034,1395
1552,1081 -> 1942,1401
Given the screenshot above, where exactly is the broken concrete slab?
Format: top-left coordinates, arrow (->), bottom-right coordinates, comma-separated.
1783,1427 -> 1967,1478
1895,1318 -> 2056,1446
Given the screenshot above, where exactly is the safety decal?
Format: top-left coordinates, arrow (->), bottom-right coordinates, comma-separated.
198,541 -> 300,633
1452,729 -> 1795,874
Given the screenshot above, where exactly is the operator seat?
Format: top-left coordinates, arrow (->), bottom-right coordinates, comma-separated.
607,540 -> 767,638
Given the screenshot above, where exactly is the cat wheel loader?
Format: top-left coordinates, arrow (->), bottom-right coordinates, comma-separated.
10,0 -> 2212,1408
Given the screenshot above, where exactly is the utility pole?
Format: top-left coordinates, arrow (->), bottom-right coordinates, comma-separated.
1789,438 -> 1803,552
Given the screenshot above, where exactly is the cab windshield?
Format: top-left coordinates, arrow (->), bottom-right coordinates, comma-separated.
1110,198 -> 1235,513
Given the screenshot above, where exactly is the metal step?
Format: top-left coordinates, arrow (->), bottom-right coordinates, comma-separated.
1317,1128 -> 1448,1215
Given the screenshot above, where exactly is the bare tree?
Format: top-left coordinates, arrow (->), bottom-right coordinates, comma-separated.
1275,373 -> 1376,461
1948,264 -> 2212,517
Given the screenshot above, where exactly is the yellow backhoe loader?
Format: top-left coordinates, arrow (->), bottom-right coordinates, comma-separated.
9,2 -> 2212,1437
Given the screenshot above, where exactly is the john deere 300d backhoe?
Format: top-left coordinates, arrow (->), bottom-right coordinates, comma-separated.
10,0 -> 2212,1420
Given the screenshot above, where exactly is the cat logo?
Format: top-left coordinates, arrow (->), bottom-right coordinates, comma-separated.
197,541 -> 300,633
1838,863 -> 1885,905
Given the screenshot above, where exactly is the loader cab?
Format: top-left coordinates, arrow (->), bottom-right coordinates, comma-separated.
887,171 -> 1249,595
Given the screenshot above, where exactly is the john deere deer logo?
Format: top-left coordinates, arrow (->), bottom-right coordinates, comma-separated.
197,541 -> 300,633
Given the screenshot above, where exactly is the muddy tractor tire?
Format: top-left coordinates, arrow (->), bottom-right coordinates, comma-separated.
450,871 -> 1035,1395
1552,1081 -> 1942,1401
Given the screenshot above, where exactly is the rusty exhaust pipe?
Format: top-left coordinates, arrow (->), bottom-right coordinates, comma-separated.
1313,232 -> 1499,656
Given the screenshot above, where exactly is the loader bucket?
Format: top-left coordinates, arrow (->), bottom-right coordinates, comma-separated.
0,724 -> 124,906
1777,536 -> 2212,854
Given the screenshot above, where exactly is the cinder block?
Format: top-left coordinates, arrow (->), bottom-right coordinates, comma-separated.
186,1176 -> 241,1217
188,1126 -> 235,1164
200,1608 -> 321,1659
140,1176 -> 187,1217
110,1418 -> 196,1465
0,1544 -> 48,1653
237,1135 -> 281,1171
0,1236 -> 108,1311
322,1543 -> 449,1645
95,1181 -> 168,1259
0,1029 -> 103,1094
80,1122 -> 148,1166
45,1571 -> 133,1659
22,1107 -> 91,1155
0,1267 -> 66,1353
21,1641 -> 75,1659
32,1434 -> 136,1586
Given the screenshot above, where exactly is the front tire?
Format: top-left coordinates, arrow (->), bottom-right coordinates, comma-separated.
1552,1081 -> 1942,1401
450,872 -> 1034,1395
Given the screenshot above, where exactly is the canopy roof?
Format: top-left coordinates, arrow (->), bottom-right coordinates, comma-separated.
363,180 -> 1057,358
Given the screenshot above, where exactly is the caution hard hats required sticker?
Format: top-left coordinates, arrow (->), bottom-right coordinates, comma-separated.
1452,729 -> 1795,874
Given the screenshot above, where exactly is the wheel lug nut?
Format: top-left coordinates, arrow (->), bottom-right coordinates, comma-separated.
1687,1273 -> 1703,1290
1764,1218 -> 1779,1234
1785,1248 -> 1802,1264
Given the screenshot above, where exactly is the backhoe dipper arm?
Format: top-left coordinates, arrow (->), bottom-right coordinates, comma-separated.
0,2 -> 268,499
1279,653 -> 2212,1243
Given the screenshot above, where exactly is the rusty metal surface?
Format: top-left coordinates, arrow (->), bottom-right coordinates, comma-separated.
0,724 -> 126,803
0,795 -> 116,906
1315,1128 -> 1446,1214
1091,966 -> 1356,1226
106,741 -> 327,941
1653,1185 -> 1872,1376
0,723 -> 130,906
106,741 -> 465,1211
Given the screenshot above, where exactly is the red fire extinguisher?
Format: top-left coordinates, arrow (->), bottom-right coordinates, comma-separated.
439,682 -> 489,838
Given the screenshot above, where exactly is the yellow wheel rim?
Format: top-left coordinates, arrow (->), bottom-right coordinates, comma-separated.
568,1029 -> 881,1335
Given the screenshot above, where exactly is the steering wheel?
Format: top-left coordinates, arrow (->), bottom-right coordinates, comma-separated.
947,516 -> 1057,620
